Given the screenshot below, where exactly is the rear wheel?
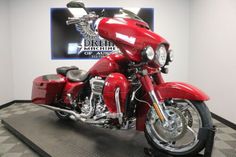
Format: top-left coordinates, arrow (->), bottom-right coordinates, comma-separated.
144,100 -> 213,156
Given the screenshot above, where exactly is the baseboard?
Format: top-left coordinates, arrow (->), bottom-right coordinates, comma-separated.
211,112 -> 236,130
0,100 -> 32,110
14,100 -> 32,103
0,101 -> 15,110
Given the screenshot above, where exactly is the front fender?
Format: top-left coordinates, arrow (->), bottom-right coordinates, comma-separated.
155,82 -> 209,101
135,82 -> 209,131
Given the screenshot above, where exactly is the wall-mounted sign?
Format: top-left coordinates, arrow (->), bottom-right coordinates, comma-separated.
51,8 -> 154,59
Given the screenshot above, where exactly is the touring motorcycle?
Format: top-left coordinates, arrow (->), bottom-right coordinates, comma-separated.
32,1 -> 213,156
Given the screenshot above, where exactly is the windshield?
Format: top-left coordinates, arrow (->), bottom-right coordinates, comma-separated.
114,8 -> 144,22
91,8 -> 144,23
69,7 -> 153,30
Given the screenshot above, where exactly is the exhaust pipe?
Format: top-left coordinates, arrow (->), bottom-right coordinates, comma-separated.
41,104 -> 84,121
41,105 -> 106,124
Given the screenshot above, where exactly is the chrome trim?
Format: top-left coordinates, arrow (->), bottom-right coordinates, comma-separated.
90,77 -> 105,96
168,49 -> 174,62
106,112 -> 123,119
148,90 -> 168,122
67,93 -> 77,108
145,99 -> 203,153
41,104 -> 84,121
80,93 -> 94,118
66,93 -> 73,105
41,104 -> 106,124
155,44 -> 168,67
115,88 -> 123,124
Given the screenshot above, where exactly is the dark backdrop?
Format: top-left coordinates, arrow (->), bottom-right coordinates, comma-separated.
51,8 -> 154,59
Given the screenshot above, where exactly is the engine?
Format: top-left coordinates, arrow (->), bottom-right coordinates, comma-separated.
79,77 -> 107,121
90,77 -> 107,120
90,77 -> 105,96
78,74 -> 130,127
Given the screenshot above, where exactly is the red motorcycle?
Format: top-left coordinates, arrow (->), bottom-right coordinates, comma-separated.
32,1 -> 213,156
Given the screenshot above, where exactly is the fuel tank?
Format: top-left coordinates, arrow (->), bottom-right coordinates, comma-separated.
89,53 -> 128,77
98,18 -> 168,62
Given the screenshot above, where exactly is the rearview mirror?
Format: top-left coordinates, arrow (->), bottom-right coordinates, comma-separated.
67,1 -> 88,17
67,1 -> 86,9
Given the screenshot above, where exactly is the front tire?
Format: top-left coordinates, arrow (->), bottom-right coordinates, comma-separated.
144,100 -> 213,156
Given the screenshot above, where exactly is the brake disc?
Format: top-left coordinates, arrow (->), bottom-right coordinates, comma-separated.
153,107 -> 188,142
183,109 -> 193,127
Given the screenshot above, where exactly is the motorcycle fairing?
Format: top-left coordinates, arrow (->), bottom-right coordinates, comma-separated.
89,53 -> 128,77
136,82 -> 209,131
98,17 -> 168,62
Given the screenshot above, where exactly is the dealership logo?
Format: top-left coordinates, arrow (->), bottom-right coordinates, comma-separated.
67,28 -> 118,58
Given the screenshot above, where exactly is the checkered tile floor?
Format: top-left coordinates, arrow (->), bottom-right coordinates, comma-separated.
0,103 -> 42,157
0,103 -> 235,157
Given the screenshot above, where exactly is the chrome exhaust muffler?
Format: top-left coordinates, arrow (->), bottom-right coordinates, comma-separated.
41,104 -> 106,124
41,104 -> 84,121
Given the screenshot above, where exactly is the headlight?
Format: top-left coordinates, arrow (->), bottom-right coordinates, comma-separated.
141,46 -> 155,61
155,45 -> 167,67
168,50 -> 174,62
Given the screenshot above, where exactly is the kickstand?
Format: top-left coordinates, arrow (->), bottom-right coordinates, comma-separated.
144,126 -> 216,157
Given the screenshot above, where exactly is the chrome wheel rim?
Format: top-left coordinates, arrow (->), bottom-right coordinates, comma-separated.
146,99 -> 202,153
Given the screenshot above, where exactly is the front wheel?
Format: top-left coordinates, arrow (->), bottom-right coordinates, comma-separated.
144,100 -> 213,156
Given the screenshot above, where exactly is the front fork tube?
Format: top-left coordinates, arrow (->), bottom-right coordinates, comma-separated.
140,75 -> 168,123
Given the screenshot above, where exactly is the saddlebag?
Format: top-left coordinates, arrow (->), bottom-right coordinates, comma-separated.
31,74 -> 66,105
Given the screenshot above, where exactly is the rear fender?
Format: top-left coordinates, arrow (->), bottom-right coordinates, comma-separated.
136,82 -> 209,131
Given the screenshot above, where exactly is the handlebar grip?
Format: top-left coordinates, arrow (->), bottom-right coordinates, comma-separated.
66,18 -> 81,25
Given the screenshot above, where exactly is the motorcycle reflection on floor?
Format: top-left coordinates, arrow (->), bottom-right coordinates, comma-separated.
31,1 -> 213,156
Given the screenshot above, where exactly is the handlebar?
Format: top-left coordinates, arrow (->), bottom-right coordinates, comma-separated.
66,13 -> 99,25
66,17 -> 81,25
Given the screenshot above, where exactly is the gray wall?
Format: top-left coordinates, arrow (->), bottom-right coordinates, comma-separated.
189,0 -> 236,123
0,0 -> 13,105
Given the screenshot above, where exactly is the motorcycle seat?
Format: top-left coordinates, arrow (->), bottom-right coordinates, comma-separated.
56,66 -> 79,76
66,69 -> 89,82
